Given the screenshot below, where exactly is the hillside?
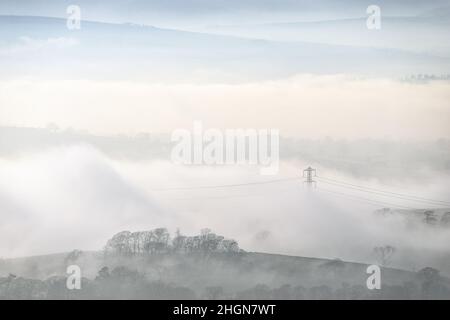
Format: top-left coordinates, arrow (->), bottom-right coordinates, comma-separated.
2,251 -> 449,299
1,229 -> 450,299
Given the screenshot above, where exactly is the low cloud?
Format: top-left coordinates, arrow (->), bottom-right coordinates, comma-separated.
0,145 -> 164,258
0,144 -> 449,275
1,75 -> 449,139
0,36 -> 79,56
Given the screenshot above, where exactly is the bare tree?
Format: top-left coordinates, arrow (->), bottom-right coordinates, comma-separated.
441,212 -> 450,226
423,210 -> 438,225
373,245 -> 396,266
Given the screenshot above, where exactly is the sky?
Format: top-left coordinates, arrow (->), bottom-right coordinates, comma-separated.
0,2 -> 449,139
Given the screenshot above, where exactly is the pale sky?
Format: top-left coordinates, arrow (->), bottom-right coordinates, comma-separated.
1,75 -> 449,140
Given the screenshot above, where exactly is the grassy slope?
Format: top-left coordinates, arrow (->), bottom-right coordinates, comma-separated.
0,251 -> 426,292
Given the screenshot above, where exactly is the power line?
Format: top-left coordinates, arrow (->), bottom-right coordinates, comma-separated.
160,193 -> 266,201
316,176 -> 450,207
150,177 -> 300,191
317,176 -> 450,205
147,169 -> 448,210
316,187 -> 417,210
317,179 -> 442,207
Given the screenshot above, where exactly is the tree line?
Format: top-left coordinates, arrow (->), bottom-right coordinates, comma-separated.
104,228 -> 242,256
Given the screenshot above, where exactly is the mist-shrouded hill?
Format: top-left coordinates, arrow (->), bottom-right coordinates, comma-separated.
204,14 -> 450,56
1,228 -> 450,299
0,229 -> 450,299
1,15 -> 449,81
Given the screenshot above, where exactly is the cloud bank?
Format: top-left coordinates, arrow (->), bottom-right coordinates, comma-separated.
1,75 -> 450,140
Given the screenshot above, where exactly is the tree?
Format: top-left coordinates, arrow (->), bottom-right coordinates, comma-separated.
96,266 -> 110,280
440,212 -> 450,226
218,239 -> 240,253
64,249 -> 83,264
417,267 -> 443,299
202,232 -> 224,253
417,267 -> 440,282
152,228 -> 170,253
172,229 -> 187,253
144,228 -> 170,254
423,210 -> 438,225
104,228 -> 242,256
105,231 -> 132,255
373,245 -> 396,266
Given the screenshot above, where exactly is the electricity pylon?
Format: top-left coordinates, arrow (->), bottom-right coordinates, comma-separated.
303,166 -> 317,189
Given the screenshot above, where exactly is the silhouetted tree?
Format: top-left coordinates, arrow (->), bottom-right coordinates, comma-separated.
416,267 -> 448,299
64,249 -> 83,264
423,210 -> 438,225
96,266 -> 110,280
373,245 -> 396,266
440,212 -> 450,226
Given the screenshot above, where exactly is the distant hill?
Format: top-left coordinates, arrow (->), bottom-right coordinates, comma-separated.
205,15 -> 450,56
1,15 -> 449,81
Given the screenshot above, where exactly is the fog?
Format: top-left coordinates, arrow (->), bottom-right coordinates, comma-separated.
1,76 -> 450,139
1,139 -> 449,276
